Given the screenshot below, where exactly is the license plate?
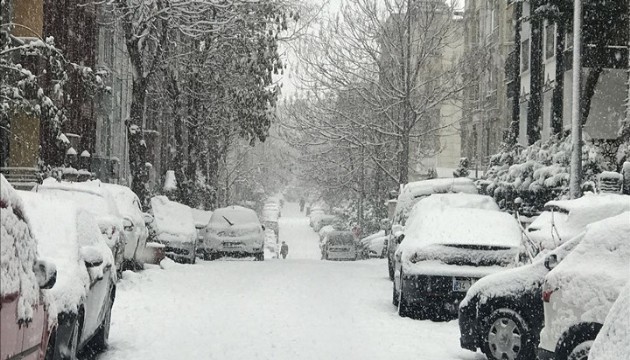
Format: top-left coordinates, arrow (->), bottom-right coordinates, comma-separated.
452,278 -> 475,292
223,242 -> 242,248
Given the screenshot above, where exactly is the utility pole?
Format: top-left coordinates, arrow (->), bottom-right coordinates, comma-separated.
569,0 -> 582,199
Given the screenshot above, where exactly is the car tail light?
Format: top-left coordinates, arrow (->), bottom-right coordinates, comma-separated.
542,289 -> 554,303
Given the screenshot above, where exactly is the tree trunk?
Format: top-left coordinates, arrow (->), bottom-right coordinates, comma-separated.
580,67 -> 603,126
128,78 -> 149,208
509,2 -> 523,145
551,21 -> 565,135
527,12 -> 543,145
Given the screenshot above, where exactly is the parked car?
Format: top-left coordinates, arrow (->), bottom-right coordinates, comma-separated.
102,183 -> 152,270
394,205 -> 521,319
148,196 -> 198,264
458,194 -> 630,360
386,178 -> 479,280
537,212 -> 630,360
191,208 -> 213,257
1,176 -> 57,360
524,193 -> 630,257
321,231 -> 357,261
201,205 -> 265,261
35,179 -> 127,276
589,281 -> 630,360
359,230 -> 388,259
19,191 -> 116,359
309,206 -> 326,227
312,214 -> 336,232
261,204 -> 280,238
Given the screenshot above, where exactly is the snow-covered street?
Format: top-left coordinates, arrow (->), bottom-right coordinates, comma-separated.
97,203 -> 484,360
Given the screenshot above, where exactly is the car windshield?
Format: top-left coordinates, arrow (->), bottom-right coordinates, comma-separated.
328,233 -> 355,246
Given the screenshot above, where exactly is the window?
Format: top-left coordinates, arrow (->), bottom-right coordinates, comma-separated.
545,24 -> 555,60
521,39 -> 530,72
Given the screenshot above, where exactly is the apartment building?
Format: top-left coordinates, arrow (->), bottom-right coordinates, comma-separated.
461,0 -> 514,169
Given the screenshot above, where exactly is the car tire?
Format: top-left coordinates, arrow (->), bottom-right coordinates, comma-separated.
567,341 -> 593,360
557,324 -> 601,360
481,308 -> 533,360
388,256 -> 394,281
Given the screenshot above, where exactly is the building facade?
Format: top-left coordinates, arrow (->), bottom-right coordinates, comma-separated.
461,0 -> 514,170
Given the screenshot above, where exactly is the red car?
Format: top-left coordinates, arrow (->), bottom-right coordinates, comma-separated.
1,175 -> 57,360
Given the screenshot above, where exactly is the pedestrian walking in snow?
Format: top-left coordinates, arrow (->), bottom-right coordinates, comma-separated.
280,241 -> 289,259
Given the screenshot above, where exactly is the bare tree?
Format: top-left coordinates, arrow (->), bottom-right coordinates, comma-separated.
295,0 -> 471,185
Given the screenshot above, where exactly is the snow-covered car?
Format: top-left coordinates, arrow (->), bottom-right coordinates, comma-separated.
394,206 -> 521,319
148,196 -> 198,264
321,231 -> 357,261
359,230 -> 388,258
19,191 -> 116,359
537,212 -> 630,360
458,194 -> 630,360
386,178 -> 479,280
102,183 -> 152,270
309,206 -> 326,227
1,176 -> 57,360
264,229 -> 279,258
589,281 -> 630,360
524,193 -> 630,256
35,178 -> 127,276
261,204 -> 280,237
202,205 -> 265,261
312,214 -> 336,232
318,224 -> 335,249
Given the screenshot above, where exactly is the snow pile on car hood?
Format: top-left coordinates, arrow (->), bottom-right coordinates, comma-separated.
0,175 -> 40,321
528,194 -> 630,250
545,212 -> 630,326
191,208 -> 212,228
150,196 -> 196,244
406,193 -> 499,228
589,280 -> 630,360
19,191 -> 114,314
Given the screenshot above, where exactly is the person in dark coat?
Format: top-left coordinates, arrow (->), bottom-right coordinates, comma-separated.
280,241 -> 289,259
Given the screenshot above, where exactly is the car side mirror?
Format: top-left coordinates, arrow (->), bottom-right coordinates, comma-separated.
33,260 -> 57,290
544,254 -> 559,271
396,234 -> 405,245
143,212 -> 154,225
81,246 -> 104,268
123,217 -> 134,231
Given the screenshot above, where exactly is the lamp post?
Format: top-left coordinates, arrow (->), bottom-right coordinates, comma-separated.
569,0 -> 583,199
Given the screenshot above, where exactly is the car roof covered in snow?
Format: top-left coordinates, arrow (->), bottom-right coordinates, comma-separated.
0,175 -> 41,321
393,178 -> 478,225
37,178 -> 122,220
150,196 -> 197,244
191,208 -> 213,228
400,208 -> 521,254
527,194 -> 630,250
18,190 -> 113,314
545,212 -> 630,325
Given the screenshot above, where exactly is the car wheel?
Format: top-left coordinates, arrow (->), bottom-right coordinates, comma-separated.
482,309 -> 533,360
388,256 -> 394,281
90,298 -> 113,352
567,341 -> 593,360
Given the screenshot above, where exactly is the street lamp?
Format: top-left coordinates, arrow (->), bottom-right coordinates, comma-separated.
569,0 -> 583,199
